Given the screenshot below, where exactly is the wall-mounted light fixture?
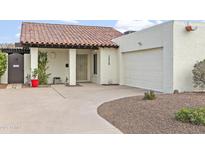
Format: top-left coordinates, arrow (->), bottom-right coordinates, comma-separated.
108,55 -> 111,65
138,42 -> 142,46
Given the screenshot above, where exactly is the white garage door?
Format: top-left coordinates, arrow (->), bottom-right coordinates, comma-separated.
123,48 -> 163,92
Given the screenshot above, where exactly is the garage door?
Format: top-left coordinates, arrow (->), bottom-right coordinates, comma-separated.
123,48 -> 163,92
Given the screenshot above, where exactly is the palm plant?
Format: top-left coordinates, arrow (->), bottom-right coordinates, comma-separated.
38,52 -> 51,85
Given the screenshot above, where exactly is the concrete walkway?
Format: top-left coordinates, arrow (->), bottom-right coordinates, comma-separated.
0,83 -> 145,133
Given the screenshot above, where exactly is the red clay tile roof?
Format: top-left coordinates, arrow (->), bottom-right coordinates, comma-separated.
20,22 -> 122,48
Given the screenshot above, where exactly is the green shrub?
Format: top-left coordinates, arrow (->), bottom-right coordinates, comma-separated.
32,68 -> 38,79
143,91 -> 156,100
0,51 -> 7,83
175,107 -> 205,125
173,89 -> 179,94
192,59 -> 205,89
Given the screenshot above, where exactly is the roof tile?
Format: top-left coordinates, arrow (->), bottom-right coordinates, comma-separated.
20,22 -> 122,48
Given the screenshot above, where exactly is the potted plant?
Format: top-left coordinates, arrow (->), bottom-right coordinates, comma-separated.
31,68 -> 39,87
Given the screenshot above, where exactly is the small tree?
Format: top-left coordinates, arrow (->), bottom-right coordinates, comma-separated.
192,59 -> 205,89
38,52 -> 51,85
0,51 -> 7,83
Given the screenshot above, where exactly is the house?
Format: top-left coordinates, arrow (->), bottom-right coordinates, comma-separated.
1,22 -> 122,86
1,21 -> 205,93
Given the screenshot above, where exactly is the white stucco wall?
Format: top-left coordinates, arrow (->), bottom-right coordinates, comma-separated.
69,49 -> 76,85
99,47 -> 119,84
173,21 -> 205,92
39,47 -> 119,85
39,48 -> 69,84
30,48 -> 38,79
1,53 -> 8,84
113,21 -> 174,93
39,48 -> 93,84
24,54 -> 31,83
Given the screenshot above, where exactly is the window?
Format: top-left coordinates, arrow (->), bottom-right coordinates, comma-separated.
93,54 -> 97,75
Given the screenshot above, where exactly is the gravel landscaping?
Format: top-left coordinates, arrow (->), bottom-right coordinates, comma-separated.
98,93 -> 205,134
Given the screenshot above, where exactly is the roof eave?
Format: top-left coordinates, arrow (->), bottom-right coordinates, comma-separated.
20,42 -> 119,49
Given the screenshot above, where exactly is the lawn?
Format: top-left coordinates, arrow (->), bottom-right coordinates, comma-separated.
98,93 -> 205,134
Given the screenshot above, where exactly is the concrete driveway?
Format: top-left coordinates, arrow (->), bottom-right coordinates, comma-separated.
0,83 -> 145,133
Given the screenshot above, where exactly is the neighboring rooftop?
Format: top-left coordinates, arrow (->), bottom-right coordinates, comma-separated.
0,43 -> 30,54
20,22 -> 122,48
0,43 -> 17,49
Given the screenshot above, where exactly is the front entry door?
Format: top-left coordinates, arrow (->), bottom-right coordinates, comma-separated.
76,54 -> 88,81
8,53 -> 24,83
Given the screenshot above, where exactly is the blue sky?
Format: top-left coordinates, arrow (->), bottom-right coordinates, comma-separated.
0,20 -> 201,44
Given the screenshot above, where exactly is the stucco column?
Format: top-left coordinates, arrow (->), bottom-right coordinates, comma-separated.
119,51 -> 124,85
30,48 -> 38,79
69,49 -> 76,85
